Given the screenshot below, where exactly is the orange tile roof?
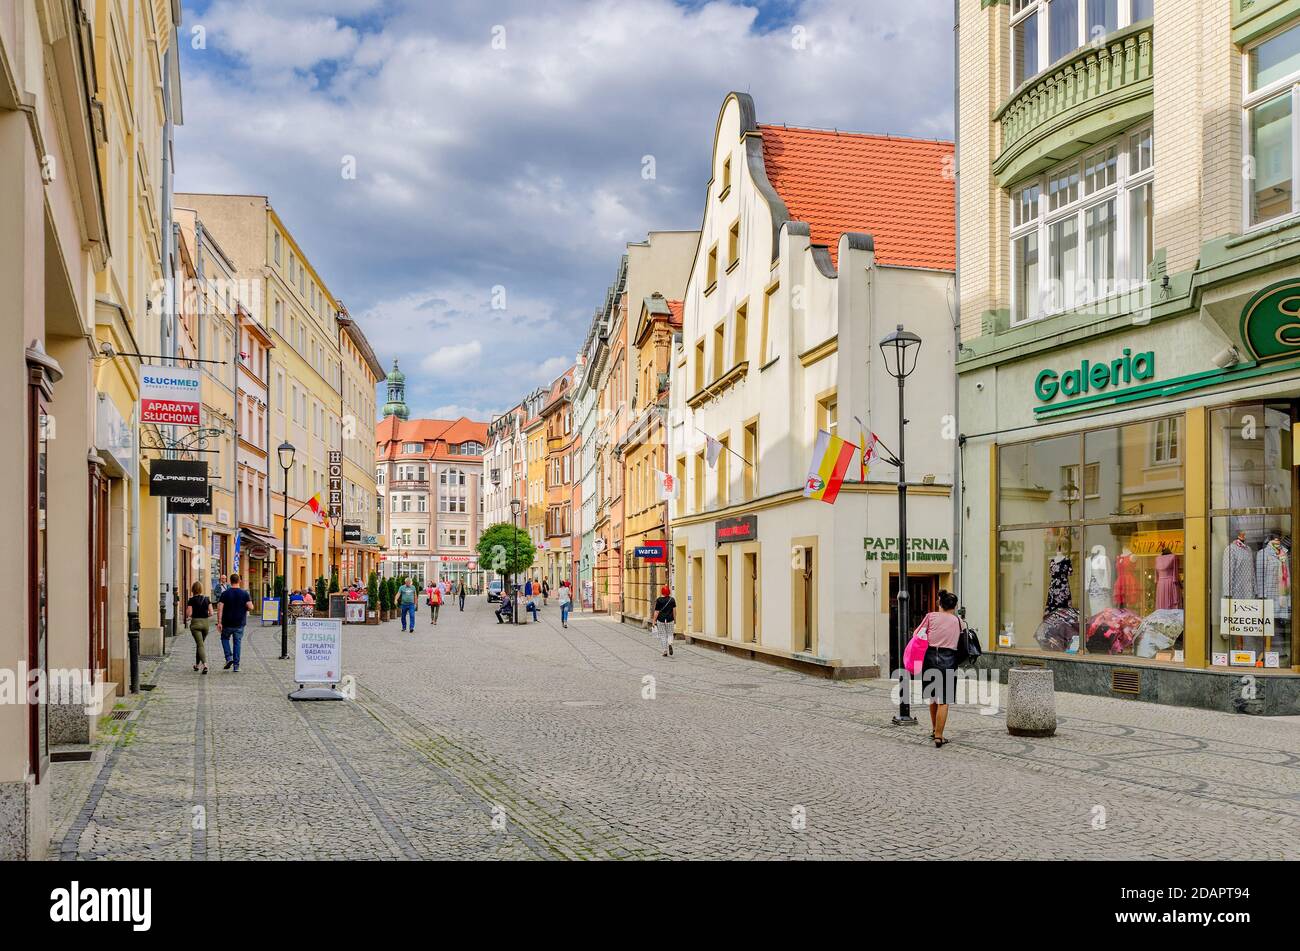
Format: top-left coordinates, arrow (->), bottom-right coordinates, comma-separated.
666,300 -> 684,327
376,415 -> 489,462
757,125 -> 955,271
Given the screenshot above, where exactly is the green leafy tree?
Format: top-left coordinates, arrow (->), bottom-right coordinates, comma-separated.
476,522 -> 536,580
329,568 -> 340,594
367,571 -> 379,606
314,575 -> 328,607
274,574 -> 285,599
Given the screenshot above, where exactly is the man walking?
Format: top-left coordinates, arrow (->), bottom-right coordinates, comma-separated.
213,573 -> 229,602
398,576 -> 418,632
456,579 -> 467,611
542,578 -> 550,606
216,573 -> 253,672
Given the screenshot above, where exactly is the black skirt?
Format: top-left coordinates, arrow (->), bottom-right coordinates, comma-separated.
921,646 -> 960,705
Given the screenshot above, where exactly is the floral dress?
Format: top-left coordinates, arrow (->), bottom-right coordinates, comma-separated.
1046,556 -> 1073,613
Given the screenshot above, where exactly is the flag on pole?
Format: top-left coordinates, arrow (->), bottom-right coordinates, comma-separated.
655,469 -> 679,501
803,429 -> 855,504
859,428 -> 879,481
306,493 -> 327,523
705,435 -> 723,468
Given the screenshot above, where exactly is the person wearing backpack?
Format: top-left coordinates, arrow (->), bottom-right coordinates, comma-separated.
184,581 -> 211,675
557,580 -> 572,628
917,589 -> 964,748
428,581 -> 443,625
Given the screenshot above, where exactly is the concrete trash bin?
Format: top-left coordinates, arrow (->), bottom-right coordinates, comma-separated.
1006,667 -> 1057,737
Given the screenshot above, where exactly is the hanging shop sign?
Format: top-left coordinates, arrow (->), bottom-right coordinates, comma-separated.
1219,598 -> 1275,640
864,536 -> 950,563
715,514 -> 757,545
635,541 -> 667,563
167,486 -> 213,515
1241,278 -> 1300,361
1034,349 -> 1155,404
149,459 -> 208,497
343,524 -> 362,543
140,366 -> 201,425
328,450 -> 343,517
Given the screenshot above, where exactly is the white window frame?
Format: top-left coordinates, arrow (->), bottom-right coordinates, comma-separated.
1009,125 -> 1153,326
1010,0 -> 1152,91
1243,19 -> 1300,230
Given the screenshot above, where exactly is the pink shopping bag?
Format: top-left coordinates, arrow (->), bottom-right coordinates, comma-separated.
902,626 -> 929,677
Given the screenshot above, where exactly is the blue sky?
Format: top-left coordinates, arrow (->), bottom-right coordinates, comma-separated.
175,0 -> 954,421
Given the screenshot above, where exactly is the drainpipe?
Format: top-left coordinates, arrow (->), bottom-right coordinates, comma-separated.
951,0 -> 964,606
129,402 -> 141,694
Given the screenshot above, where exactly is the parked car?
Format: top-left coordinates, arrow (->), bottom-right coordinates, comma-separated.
487,579 -> 504,602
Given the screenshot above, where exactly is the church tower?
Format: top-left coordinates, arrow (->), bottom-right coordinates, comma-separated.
382,358 -> 409,420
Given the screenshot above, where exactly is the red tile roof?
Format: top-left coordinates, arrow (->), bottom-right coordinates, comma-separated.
757,125 -> 955,271
376,415 -> 489,462
666,299 -> 684,327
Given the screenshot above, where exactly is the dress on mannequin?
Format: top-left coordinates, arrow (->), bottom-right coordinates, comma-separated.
1222,538 -> 1255,600
1154,552 -> 1182,610
1085,549 -> 1113,615
1046,553 -> 1072,613
1113,550 -> 1140,609
1256,541 -> 1291,619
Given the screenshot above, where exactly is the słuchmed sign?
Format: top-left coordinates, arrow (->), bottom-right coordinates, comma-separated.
140,367 -> 201,425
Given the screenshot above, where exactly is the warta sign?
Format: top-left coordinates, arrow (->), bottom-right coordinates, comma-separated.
140,366 -> 201,425
1034,349 -> 1155,404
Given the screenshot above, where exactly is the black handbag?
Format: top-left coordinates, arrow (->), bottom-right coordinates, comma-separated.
957,622 -> 982,668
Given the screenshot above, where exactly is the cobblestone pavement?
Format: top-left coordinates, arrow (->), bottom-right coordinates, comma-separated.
50,598 -> 1300,860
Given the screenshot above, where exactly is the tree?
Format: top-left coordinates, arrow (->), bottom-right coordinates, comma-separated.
367,571 -> 379,606
314,575 -> 328,608
329,568 -> 340,594
476,522 -> 536,579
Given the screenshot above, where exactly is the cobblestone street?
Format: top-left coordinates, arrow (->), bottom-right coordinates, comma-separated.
49,598 -> 1300,860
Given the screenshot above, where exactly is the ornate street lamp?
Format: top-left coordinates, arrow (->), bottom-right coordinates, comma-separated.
510,498 -> 522,625
278,441 -> 296,660
880,324 -> 921,726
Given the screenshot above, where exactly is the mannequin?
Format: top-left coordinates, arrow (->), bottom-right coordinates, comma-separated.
1114,545 -> 1140,610
1255,532 -> 1291,619
1046,547 -> 1073,613
1085,546 -> 1113,614
1221,529 -> 1255,600
1154,545 -> 1182,610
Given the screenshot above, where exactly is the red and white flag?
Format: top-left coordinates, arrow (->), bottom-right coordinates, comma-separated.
655,469 -> 679,501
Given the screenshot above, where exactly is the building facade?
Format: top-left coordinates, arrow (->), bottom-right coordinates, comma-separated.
542,368 -> 576,587
957,0 -> 1300,712
670,92 -> 955,676
337,310 -> 383,585
484,403 -> 523,530
376,411 -> 488,589
523,387 -> 549,581
574,344 -> 600,608
621,295 -> 684,623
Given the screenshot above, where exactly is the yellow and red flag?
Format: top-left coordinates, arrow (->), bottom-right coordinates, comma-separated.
803,429 -> 855,504
306,493 -> 326,523
859,428 -> 879,481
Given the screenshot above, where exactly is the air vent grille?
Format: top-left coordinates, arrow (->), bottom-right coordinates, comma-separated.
1112,669 -> 1141,694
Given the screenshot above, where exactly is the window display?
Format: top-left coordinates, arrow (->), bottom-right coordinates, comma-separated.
998,415 -> 1185,660
1209,403 -> 1294,668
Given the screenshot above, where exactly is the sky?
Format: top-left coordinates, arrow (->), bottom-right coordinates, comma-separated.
175,0 -> 955,423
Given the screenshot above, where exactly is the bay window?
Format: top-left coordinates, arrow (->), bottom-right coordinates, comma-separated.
1011,0 -> 1152,89
1009,126 -> 1154,324
1245,23 -> 1300,227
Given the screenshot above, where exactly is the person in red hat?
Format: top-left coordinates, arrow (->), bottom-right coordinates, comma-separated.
652,584 -> 676,657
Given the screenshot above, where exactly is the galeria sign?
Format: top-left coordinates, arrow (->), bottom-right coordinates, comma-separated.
1035,349 -> 1155,403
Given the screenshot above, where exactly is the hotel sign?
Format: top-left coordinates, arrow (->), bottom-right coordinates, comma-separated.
328,450 -> 343,517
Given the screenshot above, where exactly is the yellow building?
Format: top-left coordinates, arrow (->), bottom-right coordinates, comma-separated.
524,393 -> 548,581
0,0 -> 181,858
621,295 -> 682,623
337,308 -> 383,585
174,194 -> 380,595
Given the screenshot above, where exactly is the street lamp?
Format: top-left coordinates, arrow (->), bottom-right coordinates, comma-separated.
278,440 -> 296,660
510,498 -> 522,625
880,324 -> 921,726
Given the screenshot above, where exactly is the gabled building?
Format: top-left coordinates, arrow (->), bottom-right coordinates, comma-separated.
669,92 -> 956,676
542,367 -> 577,586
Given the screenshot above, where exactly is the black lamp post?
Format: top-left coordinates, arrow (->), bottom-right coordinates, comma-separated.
880,324 -> 922,726
278,440 -> 296,660
510,498 -> 522,625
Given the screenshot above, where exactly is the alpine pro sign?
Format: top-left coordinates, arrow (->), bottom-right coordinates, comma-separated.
140,366 -> 201,425
149,459 -> 208,498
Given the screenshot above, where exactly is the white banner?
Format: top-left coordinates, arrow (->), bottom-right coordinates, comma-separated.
655,469 -> 679,501
295,618 -> 343,684
1219,598 -> 1274,639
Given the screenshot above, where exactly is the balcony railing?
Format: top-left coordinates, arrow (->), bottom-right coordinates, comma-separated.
994,21 -> 1152,187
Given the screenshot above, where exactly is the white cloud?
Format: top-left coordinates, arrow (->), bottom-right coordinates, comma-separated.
421,339 -> 483,374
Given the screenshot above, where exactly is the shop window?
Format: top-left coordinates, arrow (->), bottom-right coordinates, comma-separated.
1208,404 -> 1294,668
998,415 -> 1186,659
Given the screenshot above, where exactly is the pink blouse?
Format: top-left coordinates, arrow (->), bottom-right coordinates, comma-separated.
916,611 -> 962,650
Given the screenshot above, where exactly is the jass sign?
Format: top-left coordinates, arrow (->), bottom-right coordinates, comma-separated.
1034,349 -> 1155,403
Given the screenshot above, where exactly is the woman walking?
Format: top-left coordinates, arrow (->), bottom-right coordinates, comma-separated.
426,581 -> 443,625
558,580 -> 572,628
184,581 -> 211,674
918,589 -> 964,748
652,585 -> 676,657
457,579 -> 467,611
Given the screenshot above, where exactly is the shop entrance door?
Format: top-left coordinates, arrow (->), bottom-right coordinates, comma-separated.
28,367 -> 51,784
888,574 -> 938,674
89,466 -> 109,682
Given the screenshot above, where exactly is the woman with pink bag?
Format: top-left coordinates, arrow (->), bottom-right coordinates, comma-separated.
910,590 -> 964,748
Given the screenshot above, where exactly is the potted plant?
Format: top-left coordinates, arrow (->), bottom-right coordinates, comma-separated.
314,575 -> 329,612
366,571 -> 379,624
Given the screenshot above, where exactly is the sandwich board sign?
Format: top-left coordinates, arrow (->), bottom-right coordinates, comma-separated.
290,617 -> 345,701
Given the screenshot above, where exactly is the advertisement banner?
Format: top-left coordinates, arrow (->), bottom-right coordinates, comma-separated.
140,366 -> 201,425
1219,598 -> 1274,639
167,486 -> 213,515
295,618 -> 343,684
343,523 -> 362,543
149,459 -> 208,498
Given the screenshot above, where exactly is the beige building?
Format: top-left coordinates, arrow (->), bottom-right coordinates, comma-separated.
957,0 -> 1300,712
1,0 -> 182,858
